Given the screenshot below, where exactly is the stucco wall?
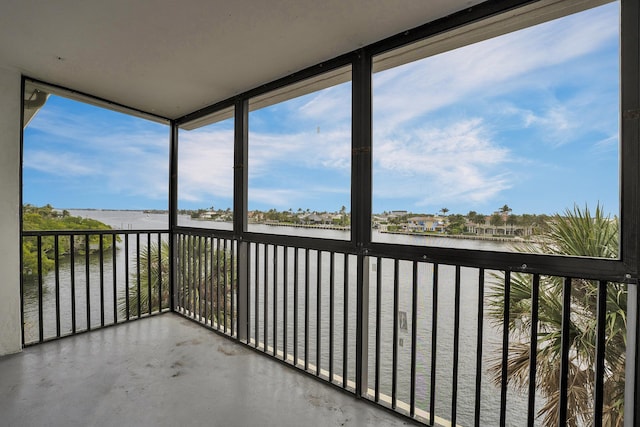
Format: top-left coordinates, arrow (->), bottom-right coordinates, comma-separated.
0,67 -> 22,356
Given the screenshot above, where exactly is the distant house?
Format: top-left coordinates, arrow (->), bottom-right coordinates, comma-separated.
306,214 -> 324,224
248,211 -> 264,222
407,216 -> 441,232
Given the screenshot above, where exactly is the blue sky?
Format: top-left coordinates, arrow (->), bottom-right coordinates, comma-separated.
23,2 -> 620,216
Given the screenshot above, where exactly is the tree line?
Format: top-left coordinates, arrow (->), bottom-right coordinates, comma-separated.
22,204 -> 115,278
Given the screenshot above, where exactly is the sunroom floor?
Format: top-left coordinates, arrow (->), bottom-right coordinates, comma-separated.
0,313 -> 411,427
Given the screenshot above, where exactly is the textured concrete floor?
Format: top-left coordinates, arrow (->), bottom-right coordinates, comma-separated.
0,314 -> 411,427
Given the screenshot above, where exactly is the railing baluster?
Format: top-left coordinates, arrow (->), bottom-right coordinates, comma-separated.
185,234 -> 190,316
37,235 -> 43,343
593,280 -> 607,427
99,234 -> 104,327
262,245 -> 270,352
294,247 -> 299,365
214,238 -> 219,324
558,277 -> 573,425
305,248 -> 310,371
343,253 -> 349,389
375,256 -> 381,402
392,258 -> 399,409
410,261 -> 418,417
283,246 -> 288,361
527,274 -> 540,427
499,272 -> 511,427
451,265 -> 462,426
54,235 -> 61,338
178,234 -> 183,313
112,234 -> 117,324
245,241 -> 251,342
316,250 -> 322,376
198,236 -> 203,320
191,235 -> 196,319
231,240 -> 236,337
224,238 -> 229,334
254,243 -> 259,348
124,234 -> 129,321
157,233 -> 162,313
198,235 -> 203,319
70,235 -> 76,333
329,252 -> 335,382
264,244 -> 269,352
85,234 -> 91,330
217,238 -> 222,327
204,237 -> 209,323
136,233 -> 141,319
429,263 -> 438,427
273,244 -> 278,356
475,268 -> 486,427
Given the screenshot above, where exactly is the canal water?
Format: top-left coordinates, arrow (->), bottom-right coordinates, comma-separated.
23,210 -> 537,426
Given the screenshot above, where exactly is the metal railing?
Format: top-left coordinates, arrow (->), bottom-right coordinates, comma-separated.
20,227 -> 624,426
174,230 -> 236,336
21,229 -> 170,346
172,228 -> 624,427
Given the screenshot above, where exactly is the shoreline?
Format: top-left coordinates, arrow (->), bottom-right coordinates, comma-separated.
253,221 -> 525,242
380,230 -> 523,242
258,222 -> 349,231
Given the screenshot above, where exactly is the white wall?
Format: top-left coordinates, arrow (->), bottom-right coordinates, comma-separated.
0,66 -> 22,356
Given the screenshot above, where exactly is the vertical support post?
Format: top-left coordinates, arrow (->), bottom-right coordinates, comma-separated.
352,48 -> 373,397
626,282 -> 639,427
621,0 -> 640,425
234,98 -> 249,341
168,120 -> 179,312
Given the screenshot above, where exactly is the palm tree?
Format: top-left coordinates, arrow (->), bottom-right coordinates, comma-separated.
118,241 -> 170,316
120,239 -> 234,328
440,207 -> 449,216
499,204 -> 512,234
488,204 -> 625,426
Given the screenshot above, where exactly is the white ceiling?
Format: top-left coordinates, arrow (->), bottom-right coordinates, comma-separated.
0,0 -> 483,119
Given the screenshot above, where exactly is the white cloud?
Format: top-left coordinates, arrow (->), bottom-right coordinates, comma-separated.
372,3 -> 618,134
24,151 -> 96,176
248,128 -> 351,175
298,83 -> 352,124
249,188 -> 308,208
177,128 -> 235,203
25,102 -> 171,204
367,3 -> 619,209
373,119 -> 511,207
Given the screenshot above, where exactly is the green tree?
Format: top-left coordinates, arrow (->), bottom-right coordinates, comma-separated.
120,239 -> 234,327
499,204 -> 512,215
488,204 -> 624,426
490,213 -> 503,228
446,214 -> 466,234
22,204 -> 115,278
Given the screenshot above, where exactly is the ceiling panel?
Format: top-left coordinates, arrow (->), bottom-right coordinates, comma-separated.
0,0 -> 483,118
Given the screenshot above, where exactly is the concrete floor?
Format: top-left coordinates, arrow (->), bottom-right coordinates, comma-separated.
0,314 -> 411,427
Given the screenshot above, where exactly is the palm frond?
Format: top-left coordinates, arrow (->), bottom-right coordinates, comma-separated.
487,204 -> 625,425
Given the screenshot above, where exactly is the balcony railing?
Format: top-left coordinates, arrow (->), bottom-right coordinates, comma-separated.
21,229 -> 170,345
21,227 -> 626,426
